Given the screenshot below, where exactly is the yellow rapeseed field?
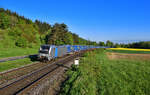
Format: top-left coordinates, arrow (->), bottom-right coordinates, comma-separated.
108,48 -> 150,51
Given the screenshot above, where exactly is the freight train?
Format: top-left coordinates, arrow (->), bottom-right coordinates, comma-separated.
38,45 -> 101,61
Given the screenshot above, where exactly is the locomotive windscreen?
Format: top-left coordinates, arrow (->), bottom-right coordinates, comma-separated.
39,45 -> 50,54
41,46 -> 50,50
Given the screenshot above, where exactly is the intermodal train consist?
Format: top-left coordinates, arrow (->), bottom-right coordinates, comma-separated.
38,45 -> 102,61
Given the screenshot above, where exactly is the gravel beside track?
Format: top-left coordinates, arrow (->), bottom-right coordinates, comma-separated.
18,57 -> 75,95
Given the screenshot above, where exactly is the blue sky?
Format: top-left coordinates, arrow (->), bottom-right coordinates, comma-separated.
1,0 -> 150,42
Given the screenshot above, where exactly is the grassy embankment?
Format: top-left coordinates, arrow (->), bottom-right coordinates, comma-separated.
60,49 -> 150,95
0,47 -> 39,72
0,58 -> 33,72
0,44 -> 39,72
0,47 -> 39,59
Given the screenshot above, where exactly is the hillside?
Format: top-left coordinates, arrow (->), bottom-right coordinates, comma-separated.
0,8 -> 97,49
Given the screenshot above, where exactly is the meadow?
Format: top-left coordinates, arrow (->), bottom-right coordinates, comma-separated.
0,47 -> 39,59
60,49 -> 150,95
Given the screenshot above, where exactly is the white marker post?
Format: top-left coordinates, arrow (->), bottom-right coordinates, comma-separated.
74,58 -> 79,66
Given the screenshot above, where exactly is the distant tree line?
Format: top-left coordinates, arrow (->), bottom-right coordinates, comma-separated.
123,41 -> 150,49
0,8 -> 98,48
98,40 -> 114,47
98,40 -> 150,49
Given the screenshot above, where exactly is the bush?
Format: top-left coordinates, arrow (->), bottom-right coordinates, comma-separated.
15,37 -> 28,48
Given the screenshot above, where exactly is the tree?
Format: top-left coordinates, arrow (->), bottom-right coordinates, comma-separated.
0,12 -> 11,29
106,40 -> 114,47
10,16 -> 18,27
72,33 -> 79,45
35,20 -> 51,35
114,43 -> 120,48
15,37 -> 27,48
47,23 -> 72,45
99,41 -> 105,46
63,32 -> 73,45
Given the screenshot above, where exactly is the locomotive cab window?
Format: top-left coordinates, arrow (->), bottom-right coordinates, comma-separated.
39,45 -> 50,54
41,46 -> 50,50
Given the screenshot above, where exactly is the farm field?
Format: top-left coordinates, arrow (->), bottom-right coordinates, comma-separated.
107,52 -> 150,61
109,48 -> 150,51
60,49 -> 150,95
107,48 -> 150,54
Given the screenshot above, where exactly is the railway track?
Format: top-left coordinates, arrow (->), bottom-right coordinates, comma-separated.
0,54 -> 72,87
0,62 -> 51,88
0,51 -> 84,95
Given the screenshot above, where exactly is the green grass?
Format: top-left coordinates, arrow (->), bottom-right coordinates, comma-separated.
106,49 -> 150,54
0,58 -> 33,72
60,49 -> 150,95
0,47 -> 39,59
